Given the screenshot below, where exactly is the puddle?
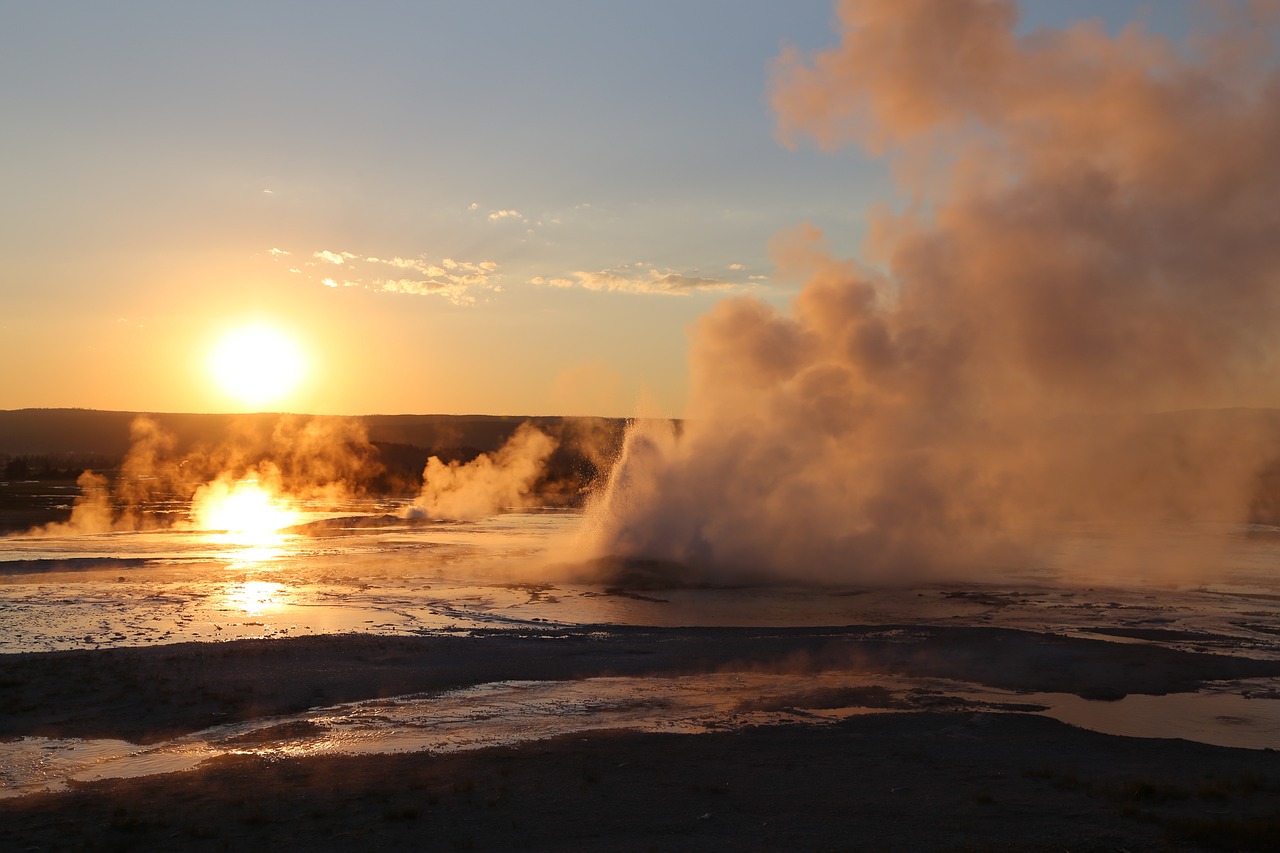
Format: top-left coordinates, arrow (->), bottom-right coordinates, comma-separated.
6,671 -> 1280,799
0,737 -> 212,796
1035,683 -> 1280,750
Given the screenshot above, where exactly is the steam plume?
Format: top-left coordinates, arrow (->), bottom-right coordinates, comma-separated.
34,415 -> 382,535
408,423 -> 557,520
578,0 -> 1280,582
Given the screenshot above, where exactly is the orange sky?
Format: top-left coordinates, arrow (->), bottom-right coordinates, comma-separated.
0,1 -> 1200,417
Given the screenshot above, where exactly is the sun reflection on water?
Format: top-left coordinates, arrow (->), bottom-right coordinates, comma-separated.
225,580 -> 287,615
217,543 -> 289,567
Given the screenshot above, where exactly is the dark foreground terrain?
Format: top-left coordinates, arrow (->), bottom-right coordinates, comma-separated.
7,711 -> 1280,852
4,628 -> 1280,850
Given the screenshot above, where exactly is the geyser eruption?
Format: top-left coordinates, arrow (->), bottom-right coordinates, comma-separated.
579,0 -> 1280,582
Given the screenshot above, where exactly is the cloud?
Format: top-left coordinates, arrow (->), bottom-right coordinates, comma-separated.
378,278 -> 477,304
488,209 -> 526,222
531,267 -> 739,296
367,256 -> 443,273
303,250 -> 500,305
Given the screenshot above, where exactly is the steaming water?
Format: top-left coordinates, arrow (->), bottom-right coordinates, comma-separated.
4,509 -> 1280,654
4,507 -> 1280,796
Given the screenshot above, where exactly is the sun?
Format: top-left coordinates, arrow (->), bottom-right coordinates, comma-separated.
209,323 -> 306,408
191,476 -> 301,548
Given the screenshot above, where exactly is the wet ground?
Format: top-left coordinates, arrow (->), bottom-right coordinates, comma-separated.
9,669 -> 1280,800
4,509 -> 1280,657
4,507 -> 1280,807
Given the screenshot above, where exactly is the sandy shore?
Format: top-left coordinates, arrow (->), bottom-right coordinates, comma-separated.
4,628 -> 1280,850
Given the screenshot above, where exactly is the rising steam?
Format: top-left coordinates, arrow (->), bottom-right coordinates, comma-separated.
35,415 -> 381,535
577,0 -> 1280,582
408,424 -> 557,520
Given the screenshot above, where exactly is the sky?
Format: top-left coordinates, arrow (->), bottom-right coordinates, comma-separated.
0,0 -> 1197,417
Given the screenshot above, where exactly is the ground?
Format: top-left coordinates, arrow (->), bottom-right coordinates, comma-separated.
4,628 -> 1280,851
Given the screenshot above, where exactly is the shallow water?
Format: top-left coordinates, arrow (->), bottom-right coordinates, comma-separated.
6,670 -> 1280,799
4,507 -> 1280,796
3,509 -> 1280,656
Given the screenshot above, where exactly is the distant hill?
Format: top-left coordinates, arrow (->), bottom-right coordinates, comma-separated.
7,407 -> 1280,526
375,406 -> 1280,528
0,409 -> 623,459
0,409 -> 632,530
0,409 -> 629,504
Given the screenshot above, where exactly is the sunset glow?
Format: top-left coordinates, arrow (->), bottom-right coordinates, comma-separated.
192,477 -> 300,544
209,324 -> 306,409
7,3 -> 1280,845
225,580 -> 287,615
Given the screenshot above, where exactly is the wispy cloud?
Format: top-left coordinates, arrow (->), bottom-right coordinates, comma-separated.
279,247 -> 501,305
530,266 -> 739,296
487,208 -> 525,223
378,278 -> 477,303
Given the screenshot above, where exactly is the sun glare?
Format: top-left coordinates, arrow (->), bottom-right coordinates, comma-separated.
225,580 -> 287,615
192,477 -> 301,546
209,323 -> 306,408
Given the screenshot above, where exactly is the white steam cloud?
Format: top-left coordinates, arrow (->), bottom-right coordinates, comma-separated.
575,0 -> 1280,583
34,415 -> 381,536
407,424 -> 557,521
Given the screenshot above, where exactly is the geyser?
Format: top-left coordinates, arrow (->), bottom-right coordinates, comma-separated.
577,0 -> 1280,583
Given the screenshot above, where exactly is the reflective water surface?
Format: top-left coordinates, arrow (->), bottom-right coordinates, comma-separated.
4,511 -> 1280,655
5,671 -> 1280,799
4,507 -> 1280,797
